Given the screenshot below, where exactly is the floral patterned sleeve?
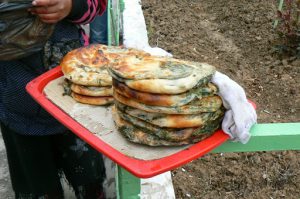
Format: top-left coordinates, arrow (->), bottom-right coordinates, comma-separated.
67,0 -> 107,25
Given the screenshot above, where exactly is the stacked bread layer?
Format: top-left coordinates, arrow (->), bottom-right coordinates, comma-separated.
61,44 -> 151,105
109,56 -> 225,146
61,44 -> 225,146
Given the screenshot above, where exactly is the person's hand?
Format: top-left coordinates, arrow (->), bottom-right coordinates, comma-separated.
29,0 -> 72,24
211,71 -> 257,144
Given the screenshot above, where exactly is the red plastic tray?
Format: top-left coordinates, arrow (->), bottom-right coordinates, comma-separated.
26,66 -> 231,178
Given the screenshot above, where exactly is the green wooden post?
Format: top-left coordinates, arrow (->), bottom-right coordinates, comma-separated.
107,0 -> 112,46
108,1 -> 141,198
116,165 -> 141,199
107,0 -> 121,46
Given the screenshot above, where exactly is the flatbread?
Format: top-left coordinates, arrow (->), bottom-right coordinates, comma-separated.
113,79 -> 218,107
61,45 -> 112,86
109,60 -> 215,94
61,44 -> 151,86
110,56 -> 195,80
71,83 -> 112,97
95,44 -> 151,60
115,101 -> 224,128
71,92 -> 114,106
113,91 -> 223,114
115,105 -> 223,142
112,106 -> 217,146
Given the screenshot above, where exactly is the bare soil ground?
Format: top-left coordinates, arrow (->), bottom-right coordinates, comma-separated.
142,0 -> 300,198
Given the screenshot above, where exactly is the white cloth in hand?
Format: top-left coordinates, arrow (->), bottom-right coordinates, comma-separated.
211,71 -> 257,144
142,46 -> 172,57
122,0 -> 172,57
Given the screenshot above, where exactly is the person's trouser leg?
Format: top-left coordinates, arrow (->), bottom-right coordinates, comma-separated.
0,123 -> 64,199
55,132 -> 106,199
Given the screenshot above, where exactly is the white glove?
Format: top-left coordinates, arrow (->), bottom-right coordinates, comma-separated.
211,71 -> 257,144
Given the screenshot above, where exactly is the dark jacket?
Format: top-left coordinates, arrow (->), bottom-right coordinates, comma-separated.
0,0 -> 107,135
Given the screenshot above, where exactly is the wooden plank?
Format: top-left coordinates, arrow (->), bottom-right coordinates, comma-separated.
116,165 -> 140,199
116,123 -> 300,198
213,123 -> 300,153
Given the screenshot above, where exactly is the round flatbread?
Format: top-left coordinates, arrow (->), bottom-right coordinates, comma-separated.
110,56 -> 195,80
61,44 -> 151,86
115,101 -> 224,128
109,59 -> 216,94
61,45 -> 112,86
113,79 -> 218,107
113,91 -> 223,114
115,105 -> 223,141
95,44 -> 151,61
71,92 -> 114,106
71,83 -> 112,97
112,106 -> 217,146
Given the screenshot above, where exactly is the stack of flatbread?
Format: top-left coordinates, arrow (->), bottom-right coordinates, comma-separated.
109,56 -> 226,146
60,44 -> 150,105
61,45 -> 114,105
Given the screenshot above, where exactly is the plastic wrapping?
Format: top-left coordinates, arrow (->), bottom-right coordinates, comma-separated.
0,0 -> 54,60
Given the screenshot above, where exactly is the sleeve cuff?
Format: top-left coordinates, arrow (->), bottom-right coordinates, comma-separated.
67,0 -> 88,21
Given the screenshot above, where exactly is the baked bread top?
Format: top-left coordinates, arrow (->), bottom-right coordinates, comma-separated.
61,44 -> 150,86
113,79 -> 218,107
61,45 -> 111,86
110,60 -> 216,94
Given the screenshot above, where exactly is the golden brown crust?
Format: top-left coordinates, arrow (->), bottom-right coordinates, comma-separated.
115,101 -> 224,128
61,46 -> 112,86
113,90 -> 223,114
61,45 -> 110,74
71,83 -> 112,97
110,56 -> 195,80
60,44 -> 151,86
111,106 -> 217,146
113,79 -> 218,107
121,66 -> 215,94
71,92 -> 114,106
96,44 -> 151,61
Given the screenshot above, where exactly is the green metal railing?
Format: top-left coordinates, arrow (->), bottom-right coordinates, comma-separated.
107,1 -> 300,198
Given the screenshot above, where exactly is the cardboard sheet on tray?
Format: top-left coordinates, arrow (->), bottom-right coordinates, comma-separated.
44,77 -> 190,160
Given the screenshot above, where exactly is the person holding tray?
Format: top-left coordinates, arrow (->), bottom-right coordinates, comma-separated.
0,0 -> 108,198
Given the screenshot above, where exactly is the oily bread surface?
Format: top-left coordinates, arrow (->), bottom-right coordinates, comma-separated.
61,44 -> 150,86
71,83 -> 112,97
115,101 -> 224,128
113,79 -> 218,107
71,92 -> 114,105
113,91 -> 223,114
110,61 -> 216,94
110,56 -> 195,80
112,106 -> 217,146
